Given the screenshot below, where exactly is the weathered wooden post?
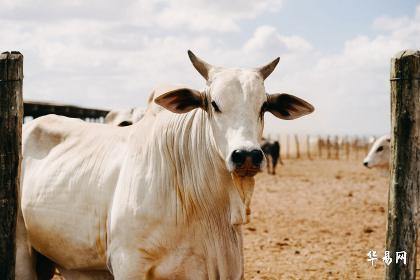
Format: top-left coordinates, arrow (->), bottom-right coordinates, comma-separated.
352,137 -> 359,160
0,51 -> 23,279
294,134 -> 300,159
326,136 -> 331,159
385,50 -> 420,280
345,136 -> 350,160
306,135 -> 312,160
364,137 -> 369,155
318,135 -> 323,159
334,135 -> 339,160
276,134 -> 284,165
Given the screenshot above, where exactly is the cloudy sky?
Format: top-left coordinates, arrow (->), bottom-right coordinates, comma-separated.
1,0 -> 419,136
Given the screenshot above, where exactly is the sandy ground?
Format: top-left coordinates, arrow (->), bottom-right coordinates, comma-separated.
52,158 -> 418,279
243,158 -> 415,279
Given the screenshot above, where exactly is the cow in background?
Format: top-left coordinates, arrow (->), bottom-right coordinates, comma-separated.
363,135 -> 390,175
105,92 -> 156,126
105,107 -> 146,126
261,139 -> 282,175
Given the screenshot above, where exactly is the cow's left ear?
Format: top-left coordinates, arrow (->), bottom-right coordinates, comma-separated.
265,93 -> 314,120
154,88 -> 205,114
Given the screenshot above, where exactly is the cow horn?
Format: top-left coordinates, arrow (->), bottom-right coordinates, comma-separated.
188,50 -> 212,80
258,57 -> 280,80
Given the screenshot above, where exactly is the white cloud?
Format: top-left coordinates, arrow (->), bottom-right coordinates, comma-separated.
0,0 -> 282,32
0,0 -> 158,23
277,5 -> 420,135
244,26 -> 312,54
157,0 -> 283,32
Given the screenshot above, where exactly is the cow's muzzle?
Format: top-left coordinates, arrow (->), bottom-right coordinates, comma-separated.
230,149 -> 264,177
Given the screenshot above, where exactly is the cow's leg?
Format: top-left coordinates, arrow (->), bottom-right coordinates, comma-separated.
272,156 -> 278,175
266,155 -> 271,174
34,251 -> 56,280
15,212 -> 37,280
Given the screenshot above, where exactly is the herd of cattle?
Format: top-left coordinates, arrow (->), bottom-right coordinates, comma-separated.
15,51 -> 390,280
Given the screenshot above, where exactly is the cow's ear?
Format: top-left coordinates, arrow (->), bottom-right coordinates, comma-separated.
265,93 -> 314,120
154,88 -> 205,114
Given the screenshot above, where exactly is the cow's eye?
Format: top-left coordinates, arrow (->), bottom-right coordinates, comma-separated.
211,101 -> 221,113
376,146 -> 384,152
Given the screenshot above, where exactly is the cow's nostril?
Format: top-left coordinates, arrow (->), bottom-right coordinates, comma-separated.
118,121 -> 133,127
231,150 -> 246,166
250,149 -> 264,166
363,162 -> 368,167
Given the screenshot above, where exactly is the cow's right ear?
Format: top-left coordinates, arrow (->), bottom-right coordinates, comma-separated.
154,88 -> 205,114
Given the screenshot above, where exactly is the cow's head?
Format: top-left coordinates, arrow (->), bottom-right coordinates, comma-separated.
155,51 -> 314,177
363,135 -> 390,169
105,109 -> 135,126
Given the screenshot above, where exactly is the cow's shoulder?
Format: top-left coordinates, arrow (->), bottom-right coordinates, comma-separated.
23,115 -> 85,156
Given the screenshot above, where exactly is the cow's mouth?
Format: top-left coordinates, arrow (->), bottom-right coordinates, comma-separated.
233,168 -> 260,177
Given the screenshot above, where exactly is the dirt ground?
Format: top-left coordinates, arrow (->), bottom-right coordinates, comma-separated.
244,158 -> 418,280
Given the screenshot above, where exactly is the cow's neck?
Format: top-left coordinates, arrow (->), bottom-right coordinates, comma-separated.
126,108 -> 254,276
153,109 -> 249,225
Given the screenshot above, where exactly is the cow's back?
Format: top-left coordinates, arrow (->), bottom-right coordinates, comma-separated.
21,115 -> 127,270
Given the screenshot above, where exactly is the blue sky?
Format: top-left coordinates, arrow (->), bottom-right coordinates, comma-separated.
1,0 -> 419,136
273,1 -> 416,49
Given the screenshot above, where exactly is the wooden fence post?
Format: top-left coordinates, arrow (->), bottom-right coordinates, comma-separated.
0,51 -> 23,279
364,137 -> 369,155
318,135 -> 323,159
326,136 -> 331,159
306,135 -> 312,160
334,135 -> 339,160
294,134 -> 300,159
385,50 -> 420,280
345,136 -> 350,160
352,137 -> 359,160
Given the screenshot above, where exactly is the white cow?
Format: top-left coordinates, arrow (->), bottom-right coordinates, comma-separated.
105,92 -> 155,126
17,51 -> 314,279
104,107 -> 146,126
363,135 -> 390,170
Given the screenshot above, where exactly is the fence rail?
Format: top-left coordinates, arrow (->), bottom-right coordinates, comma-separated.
23,101 -> 109,121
